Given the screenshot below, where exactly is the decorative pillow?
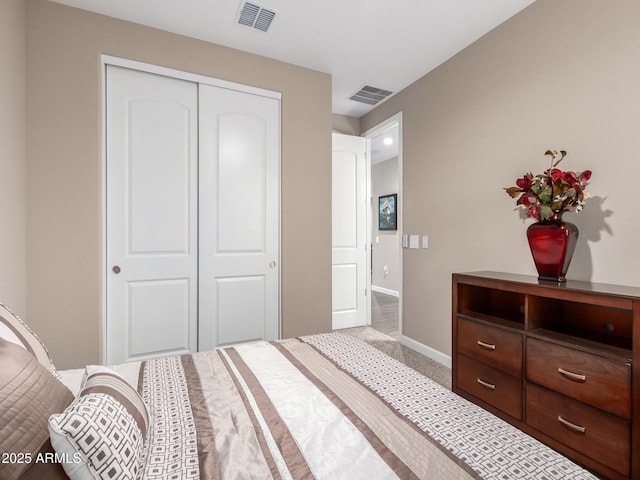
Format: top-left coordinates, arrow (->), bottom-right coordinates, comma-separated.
0,338 -> 73,480
48,367 -> 149,480
81,366 -> 148,436
0,302 -> 59,378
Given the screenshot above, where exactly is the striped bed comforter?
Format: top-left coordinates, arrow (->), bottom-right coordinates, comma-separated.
135,333 -> 596,480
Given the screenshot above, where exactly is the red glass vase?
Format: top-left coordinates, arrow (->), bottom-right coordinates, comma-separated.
526,213 -> 578,282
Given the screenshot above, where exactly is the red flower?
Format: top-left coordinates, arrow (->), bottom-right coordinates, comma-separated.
562,171 -> 577,184
549,168 -> 564,182
518,192 -> 538,207
528,207 -> 540,219
579,170 -> 592,182
516,173 -> 533,190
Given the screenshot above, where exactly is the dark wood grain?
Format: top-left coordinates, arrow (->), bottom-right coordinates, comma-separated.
526,383 -> 630,477
526,337 -> 631,418
457,317 -> 523,376
457,354 -> 523,420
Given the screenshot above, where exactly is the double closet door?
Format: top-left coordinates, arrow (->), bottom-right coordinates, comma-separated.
105,65 -> 280,365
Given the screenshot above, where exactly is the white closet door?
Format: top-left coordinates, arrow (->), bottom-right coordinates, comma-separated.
106,66 -> 198,364
198,84 -> 280,350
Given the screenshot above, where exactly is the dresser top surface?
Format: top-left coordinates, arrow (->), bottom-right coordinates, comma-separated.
454,271 -> 640,300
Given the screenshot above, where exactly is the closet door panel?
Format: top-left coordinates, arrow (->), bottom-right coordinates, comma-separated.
128,99 -> 192,254
106,66 -> 198,364
217,112 -> 265,252
127,278 -> 192,357
215,276 -> 266,345
199,84 -> 280,350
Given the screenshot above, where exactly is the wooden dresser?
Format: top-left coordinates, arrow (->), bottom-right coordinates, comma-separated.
452,272 -> 639,480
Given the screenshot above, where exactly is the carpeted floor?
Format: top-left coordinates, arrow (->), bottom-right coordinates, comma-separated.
341,326 -> 452,390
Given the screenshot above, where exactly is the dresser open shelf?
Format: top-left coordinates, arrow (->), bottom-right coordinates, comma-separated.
452,272 -> 639,480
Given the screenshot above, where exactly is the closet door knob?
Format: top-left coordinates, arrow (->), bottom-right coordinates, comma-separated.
112,265 -> 121,274
269,261 -> 277,269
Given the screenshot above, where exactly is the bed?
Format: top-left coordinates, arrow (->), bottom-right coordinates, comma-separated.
0,303 -> 598,480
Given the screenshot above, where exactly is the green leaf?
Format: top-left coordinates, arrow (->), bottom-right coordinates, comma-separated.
538,187 -> 552,204
540,205 -> 554,220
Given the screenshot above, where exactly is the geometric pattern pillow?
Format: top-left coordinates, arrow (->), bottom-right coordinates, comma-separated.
48,368 -> 149,480
0,301 -> 60,379
48,394 -> 144,480
80,366 -> 149,436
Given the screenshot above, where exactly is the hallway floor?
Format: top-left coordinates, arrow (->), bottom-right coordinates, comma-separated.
371,290 -> 399,339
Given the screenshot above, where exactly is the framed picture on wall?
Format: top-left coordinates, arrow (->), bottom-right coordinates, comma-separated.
378,194 -> 397,230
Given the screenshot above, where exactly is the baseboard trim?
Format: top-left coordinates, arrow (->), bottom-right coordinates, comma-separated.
371,285 -> 400,297
400,335 -> 452,369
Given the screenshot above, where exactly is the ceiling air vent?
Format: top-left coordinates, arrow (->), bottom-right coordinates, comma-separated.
349,85 -> 394,106
237,2 -> 276,33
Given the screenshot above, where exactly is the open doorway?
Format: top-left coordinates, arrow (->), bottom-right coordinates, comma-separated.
363,114 -> 402,339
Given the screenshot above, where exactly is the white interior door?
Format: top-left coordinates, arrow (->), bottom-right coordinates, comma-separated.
106,66 -> 198,364
198,84 -> 280,350
332,133 -> 368,330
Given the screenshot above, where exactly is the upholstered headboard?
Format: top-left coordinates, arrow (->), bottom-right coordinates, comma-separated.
0,336 -> 72,480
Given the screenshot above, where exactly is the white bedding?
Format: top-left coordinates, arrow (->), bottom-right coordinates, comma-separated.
59,361 -> 143,396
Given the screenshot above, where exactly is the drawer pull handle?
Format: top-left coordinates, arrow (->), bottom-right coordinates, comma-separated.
558,367 -> 586,382
476,378 -> 496,390
557,415 -> 586,434
477,340 -> 496,351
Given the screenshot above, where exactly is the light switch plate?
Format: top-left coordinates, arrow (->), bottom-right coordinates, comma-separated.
402,235 -> 408,248
409,235 -> 419,249
422,236 -> 429,248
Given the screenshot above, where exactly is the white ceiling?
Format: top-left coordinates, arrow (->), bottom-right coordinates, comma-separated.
51,0 -> 535,118
370,124 -> 399,165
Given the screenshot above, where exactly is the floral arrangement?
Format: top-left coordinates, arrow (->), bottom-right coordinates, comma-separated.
504,149 -> 592,221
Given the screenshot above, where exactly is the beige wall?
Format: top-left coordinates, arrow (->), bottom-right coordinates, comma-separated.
361,0 -> 640,357
332,113 -> 361,136
26,0 -> 332,368
0,0 -> 27,315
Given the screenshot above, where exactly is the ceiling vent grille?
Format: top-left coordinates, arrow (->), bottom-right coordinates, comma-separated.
237,2 -> 276,32
349,85 -> 394,106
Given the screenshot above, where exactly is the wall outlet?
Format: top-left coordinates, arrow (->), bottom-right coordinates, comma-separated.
422,236 -> 429,248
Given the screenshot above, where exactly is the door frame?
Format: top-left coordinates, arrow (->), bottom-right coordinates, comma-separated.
100,55 -> 282,363
361,112 -> 403,336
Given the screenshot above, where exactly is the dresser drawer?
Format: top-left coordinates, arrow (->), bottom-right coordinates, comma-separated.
457,317 -> 522,377
457,354 -> 522,420
526,338 -> 631,418
526,384 -> 630,477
